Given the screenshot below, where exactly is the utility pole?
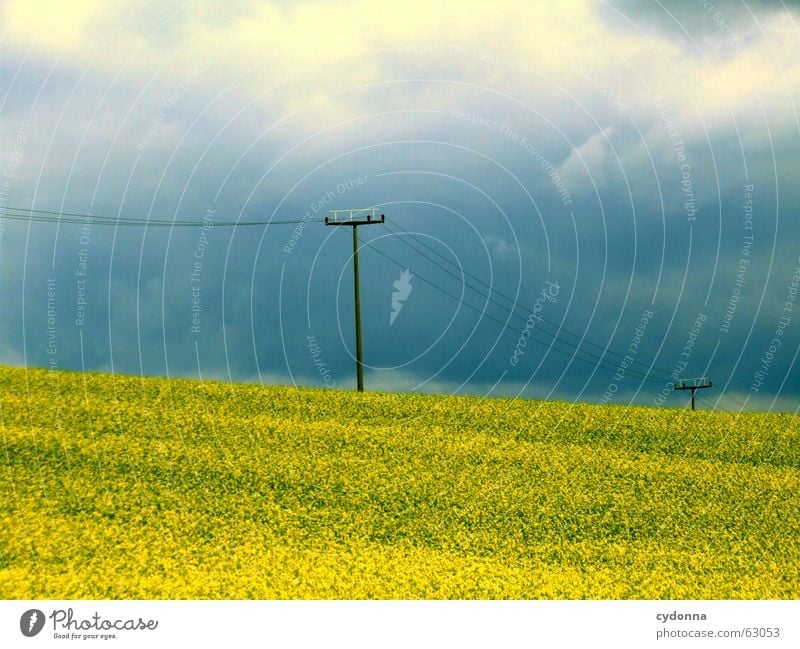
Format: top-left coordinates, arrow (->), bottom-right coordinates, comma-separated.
325,209 -> 384,392
673,377 -> 712,411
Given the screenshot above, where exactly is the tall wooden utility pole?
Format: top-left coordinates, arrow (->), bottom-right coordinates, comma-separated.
325,209 -> 384,392
673,377 -> 712,411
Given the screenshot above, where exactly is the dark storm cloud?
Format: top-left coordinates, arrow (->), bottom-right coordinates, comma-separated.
605,0 -> 800,16
1,0 -> 799,411
599,0 -> 800,51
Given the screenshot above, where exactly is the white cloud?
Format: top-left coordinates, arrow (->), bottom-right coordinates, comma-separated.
557,125 -> 616,190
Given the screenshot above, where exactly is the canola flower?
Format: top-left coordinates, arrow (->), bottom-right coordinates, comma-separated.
0,365 -> 798,599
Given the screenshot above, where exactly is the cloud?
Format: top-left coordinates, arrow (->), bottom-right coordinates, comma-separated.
1,0 -> 799,410
557,126 -> 616,191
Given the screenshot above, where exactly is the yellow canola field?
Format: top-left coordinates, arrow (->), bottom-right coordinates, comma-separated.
1,365 -> 798,599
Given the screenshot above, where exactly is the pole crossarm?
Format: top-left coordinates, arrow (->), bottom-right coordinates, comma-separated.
673,377 -> 712,411
325,209 -> 384,227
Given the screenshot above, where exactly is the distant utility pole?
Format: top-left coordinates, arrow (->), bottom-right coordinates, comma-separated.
673,377 -> 712,411
325,209 -> 384,392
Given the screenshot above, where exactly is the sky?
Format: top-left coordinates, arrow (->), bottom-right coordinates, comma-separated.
1,0 -> 799,412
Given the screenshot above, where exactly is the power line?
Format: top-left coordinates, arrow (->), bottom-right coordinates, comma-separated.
380,218 -> 675,382
0,204 -> 674,385
381,218 -> 674,380
2,203 -> 729,403
696,393 -> 732,413
0,206 -> 319,227
363,237 -> 665,384
719,391 -> 747,410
